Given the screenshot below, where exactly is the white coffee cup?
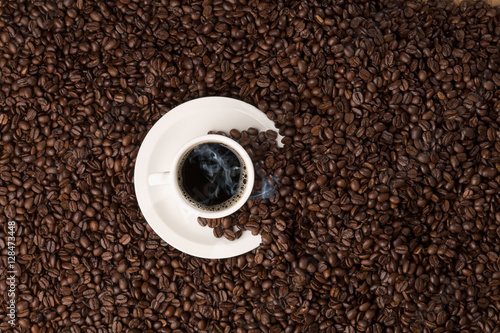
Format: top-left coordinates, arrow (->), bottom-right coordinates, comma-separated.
148,135 -> 254,218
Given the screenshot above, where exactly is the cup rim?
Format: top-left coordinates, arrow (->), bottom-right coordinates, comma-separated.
169,134 -> 255,218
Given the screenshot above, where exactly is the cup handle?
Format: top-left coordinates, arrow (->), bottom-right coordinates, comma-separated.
148,172 -> 171,186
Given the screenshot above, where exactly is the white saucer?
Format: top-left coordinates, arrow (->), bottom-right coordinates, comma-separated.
134,97 -> 283,259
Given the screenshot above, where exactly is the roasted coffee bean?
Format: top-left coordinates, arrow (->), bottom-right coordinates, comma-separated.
222,217 -> 233,229
223,229 -> 236,241
213,226 -> 224,238
197,217 -> 208,227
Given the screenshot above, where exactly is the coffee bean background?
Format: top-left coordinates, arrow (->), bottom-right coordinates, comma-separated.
1,0 -> 500,332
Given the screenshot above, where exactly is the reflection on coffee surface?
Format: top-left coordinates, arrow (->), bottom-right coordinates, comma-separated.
179,142 -> 246,208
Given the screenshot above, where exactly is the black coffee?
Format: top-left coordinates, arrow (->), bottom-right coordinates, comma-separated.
179,142 -> 244,207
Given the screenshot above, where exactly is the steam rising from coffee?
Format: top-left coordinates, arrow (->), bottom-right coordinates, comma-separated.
192,144 -> 241,199
180,142 -> 244,207
179,140 -> 278,209
250,163 -> 278,200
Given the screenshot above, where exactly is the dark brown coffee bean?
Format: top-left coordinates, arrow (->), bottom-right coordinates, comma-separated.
119,234 -> 131,245
5,204 -> 16,218
229,129 -> 241,139
265,130 -> 278,140
222,217 -> 233,229
223,229 -> 236,241
294,180 -> 306,190
213,226 -> 224,238
197,217 -> 208,227
207,218 -> 219,228
275,217 -> 286,231
0,113 -> 8,125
